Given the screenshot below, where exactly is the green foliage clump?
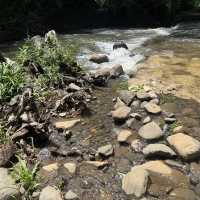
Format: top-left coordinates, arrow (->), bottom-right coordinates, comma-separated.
12,156 -> 40,198
129,84 -> 144,92
0,62 -> 25,102
17,38 -> 81,87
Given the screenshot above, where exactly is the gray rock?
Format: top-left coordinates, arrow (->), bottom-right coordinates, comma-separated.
0,168 -> 19,200
144,103 -> 161,114
38,148 -> 51,161
65,190 -> 79,200
68,83 -> 81,91
138,121 -> 163,140
118,90 -> 135,106
97,144 -> 113,157
136,91 -> 151,101
122,168 -> 149,197
110,64 -> 124,78
140,101 -> 148,109
142,144 -> 176,158
131,100 -> 140,109
130,113 -> 142,120
126,118 -> 135,129
112,106 -> 131,122
39,186 -> 62,200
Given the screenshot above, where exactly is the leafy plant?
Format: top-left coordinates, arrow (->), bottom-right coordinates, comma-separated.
129,84 -> 144,92
0,62 -> 25,102
12,156 -> 40,198
159,93 -> 176,105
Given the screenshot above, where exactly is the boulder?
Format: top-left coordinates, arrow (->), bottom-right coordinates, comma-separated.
97,144 -> 113,157
167,133 -> 200,160
122,168 -> 149,197
39,186 -> 62,200
118,90 -> 135,106
0,168 -> 19,200
142,144 -> 176,158
110,64 -> 124,78
89,54 -> 109,64
144,103 -> 161,114
113,42 -> 128,50
138,121 -> 163,140
111,106 -> 131,122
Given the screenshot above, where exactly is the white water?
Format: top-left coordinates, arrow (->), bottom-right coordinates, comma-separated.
60,26 -> 178,75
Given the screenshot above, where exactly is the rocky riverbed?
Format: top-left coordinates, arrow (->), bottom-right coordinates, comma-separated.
1,29 -> 200,200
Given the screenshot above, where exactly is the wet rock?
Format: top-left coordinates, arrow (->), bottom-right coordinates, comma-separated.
0,144 -> 15,166
0,168 -> 19,200
136,91 -> 151,101
111,106 -> 131,122
122,168 -> 149,197
84,161 -> 109,168
131,100 -> 140,109
97,144 -> 114,157
89,54 -> 109,64
39,186 -> 62,200
64,162 -> 76,174
114,98 -> 126,110
54,119 -> 81,129
38,148 -> 51,162
169,188 -> 197,200
148,172 -> 173,198
117,129 -> 132,143
142,144 -> 176,158
143,116 -> 151,124
118,90 -> 135,106
144,103 -> 161,114
113,42 -> 128,50
65,190 -> 79,200
167,133 -> 200,160
164,118 -> 176,124
42,163 -> 59,172
190,162 -> 200,184
130,113 -> 142,120
110,64 -> 124,78
138,121 -> 163,140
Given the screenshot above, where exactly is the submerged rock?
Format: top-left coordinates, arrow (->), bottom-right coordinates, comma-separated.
138,121 -> 163,140
89,54 -> 109,64
122,168 -> 149,197
167,133 -> 200,160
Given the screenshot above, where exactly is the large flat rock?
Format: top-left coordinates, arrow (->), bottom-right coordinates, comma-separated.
167,133 -> 200,160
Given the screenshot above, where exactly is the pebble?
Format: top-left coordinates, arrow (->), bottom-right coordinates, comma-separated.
97,144 -> 114,157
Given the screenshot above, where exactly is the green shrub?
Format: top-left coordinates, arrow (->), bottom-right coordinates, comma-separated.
17,38 -> 81,87
0,62 -> 25,102
12,156 -> 40,198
